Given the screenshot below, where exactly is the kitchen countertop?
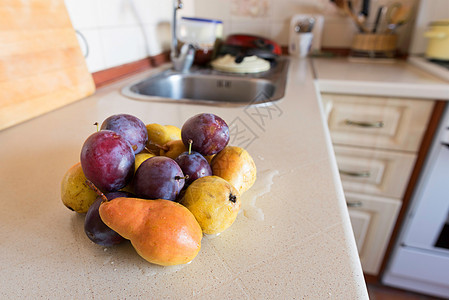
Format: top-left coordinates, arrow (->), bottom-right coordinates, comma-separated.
313,57 -> 449,100
0,57 -> 369,299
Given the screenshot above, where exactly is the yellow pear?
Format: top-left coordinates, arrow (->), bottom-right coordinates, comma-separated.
99,198 -> 202,266
61,162 -> 98,213
146,124 -> 181,154
181,176 -> 241,235
159,140 -> 187,159
210,146 -> 257,194
134,152 -> 155,172
204,154 -> 215,164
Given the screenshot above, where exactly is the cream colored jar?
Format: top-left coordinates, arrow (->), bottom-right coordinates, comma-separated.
425,19 -> 449,61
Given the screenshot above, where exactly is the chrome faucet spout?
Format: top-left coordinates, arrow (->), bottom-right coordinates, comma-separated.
171,0 -> 194,72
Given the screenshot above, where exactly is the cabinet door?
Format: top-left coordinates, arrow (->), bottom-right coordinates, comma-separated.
346,192 -> 401,275
334,144 -> 416,199
322,94 -> 433,152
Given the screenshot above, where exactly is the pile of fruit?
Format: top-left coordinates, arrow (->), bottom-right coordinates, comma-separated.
61,113 -> 257,266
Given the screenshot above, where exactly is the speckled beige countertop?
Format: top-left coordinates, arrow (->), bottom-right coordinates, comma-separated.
313,57 -> 449,100
0,57 -> 368,299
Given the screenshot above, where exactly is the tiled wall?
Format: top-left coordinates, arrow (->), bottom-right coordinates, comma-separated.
65,0 -> 418,73
193,0 -> 419,52
64,0 -> 194,73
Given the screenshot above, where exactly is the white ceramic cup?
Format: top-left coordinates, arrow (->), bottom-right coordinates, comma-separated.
290,32 -> 313,58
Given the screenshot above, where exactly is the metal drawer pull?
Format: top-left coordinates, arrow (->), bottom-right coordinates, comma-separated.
339,169 -> 371,177
345,119 -> 384,128
347,201 -> 363,207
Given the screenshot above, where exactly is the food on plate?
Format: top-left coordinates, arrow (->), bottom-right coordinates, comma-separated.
211,146 -> 257,194
181,176 -> 241,235
99,197 -> 202,266
61,162 -> 98,213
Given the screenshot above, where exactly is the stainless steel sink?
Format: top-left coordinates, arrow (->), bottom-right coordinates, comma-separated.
121,57 -> 289,106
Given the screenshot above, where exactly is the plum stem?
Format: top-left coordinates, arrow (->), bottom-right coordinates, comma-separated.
188,139 -> 193,155
175,175 -> 189,181
85,180 -> 108,203
93,122 -> 99,132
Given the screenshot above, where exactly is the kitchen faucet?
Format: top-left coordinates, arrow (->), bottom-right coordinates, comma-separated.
171,0 -> 195,72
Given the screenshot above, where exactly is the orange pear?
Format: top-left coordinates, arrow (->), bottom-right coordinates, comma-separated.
99,197 -> 202,266
211,146 -> 256,194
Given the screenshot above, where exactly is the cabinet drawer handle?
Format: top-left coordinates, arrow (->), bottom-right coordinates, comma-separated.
345,119 -> 384,128
347,201 -> 363,207
339,169 -> 371,177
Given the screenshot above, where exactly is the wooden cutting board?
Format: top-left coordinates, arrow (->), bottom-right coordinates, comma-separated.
0,0 -> 95,131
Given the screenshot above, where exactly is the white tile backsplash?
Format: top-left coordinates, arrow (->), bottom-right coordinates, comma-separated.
100,26 -> 148,68
65,0 -> 175,72
96,0 -> 139,27
76,29 -> 106,73
64,0 -> 421,73
64,0 -> 100,29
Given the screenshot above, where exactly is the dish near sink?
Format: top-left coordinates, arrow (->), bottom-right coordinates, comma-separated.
121,57 -> 289,106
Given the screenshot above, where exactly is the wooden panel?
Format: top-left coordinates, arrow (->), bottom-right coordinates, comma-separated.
0,0 -> 95,131
334,144 -> 416,199
346,192 -> 401,275
322,94 -> 434,152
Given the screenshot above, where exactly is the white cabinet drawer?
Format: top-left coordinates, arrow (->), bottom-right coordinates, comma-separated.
346,192 -> 401,275
334,145 -> 416,199
322,94 -> 434,152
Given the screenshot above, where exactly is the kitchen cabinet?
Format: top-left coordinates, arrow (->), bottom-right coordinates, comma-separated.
321,93 -> 434,275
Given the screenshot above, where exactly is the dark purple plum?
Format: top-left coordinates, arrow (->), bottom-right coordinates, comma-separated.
175,151 -> 212,185
181,113 -> 230,156
100,114 -> 148,154
133,156 -> 185,201
80,130 -> 135,192
84,191 -> 132,246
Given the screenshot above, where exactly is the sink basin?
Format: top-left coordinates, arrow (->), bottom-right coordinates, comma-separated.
122,57 -> 289,106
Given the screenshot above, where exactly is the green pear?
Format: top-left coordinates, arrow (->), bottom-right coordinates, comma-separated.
61,162 -> 98,213
181,176 -> 241,235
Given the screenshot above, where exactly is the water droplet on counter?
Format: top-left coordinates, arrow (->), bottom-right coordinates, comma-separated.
257,155 -> 265,161
103,256 -> 112,265
204,232 -> 221,239
138,261 -> 189,277
244,207 -> 264,221
242,169 -> 279,221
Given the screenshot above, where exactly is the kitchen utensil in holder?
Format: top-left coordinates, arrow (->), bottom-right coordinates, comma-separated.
350,33 -> 398,58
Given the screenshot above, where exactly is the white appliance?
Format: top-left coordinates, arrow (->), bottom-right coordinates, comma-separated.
382,103 -> 449,299
382,2 -> 449,297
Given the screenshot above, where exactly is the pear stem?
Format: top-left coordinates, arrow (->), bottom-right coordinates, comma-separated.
85,180 -> 108,203
154,143 -> 169,151
188,139 -> 193,155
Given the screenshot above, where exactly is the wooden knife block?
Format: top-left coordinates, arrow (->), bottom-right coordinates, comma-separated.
351,34 -> 398,58
0,0 -> 95,131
